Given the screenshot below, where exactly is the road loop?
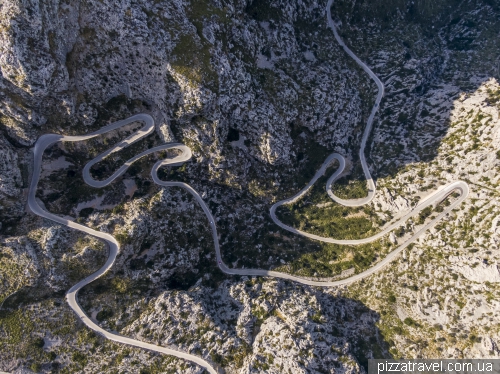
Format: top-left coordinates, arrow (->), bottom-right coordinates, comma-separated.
25,0 -> 469,371
29,114 -> 217,374
265,0 -> 469,284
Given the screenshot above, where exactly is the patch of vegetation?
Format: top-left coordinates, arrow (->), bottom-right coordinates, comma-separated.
72,351 -> 87,367
331,162 -> 369,200
277,240 -> 384,278
171,33 -> 217,88
332,177 -> 369,200
276,164 -> 381,240
171,0 -> 226,89
96,308 -> 114,322
226,341 -> 252,369
0,309 -> 34,345
278,201 -> 375,239
403,317 -> 420,327
115,231 -> 132,246
487,87 -> 500,109
79,207 -> 94,218
245,0 -> 283,21
188,0 -> 228,29
417,206 -> 433,224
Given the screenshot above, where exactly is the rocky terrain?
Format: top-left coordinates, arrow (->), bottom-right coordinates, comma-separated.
1,0 -> 500,372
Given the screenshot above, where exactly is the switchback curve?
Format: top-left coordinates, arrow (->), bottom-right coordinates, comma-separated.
28,114 -> 217,374
24,0 -> 470,372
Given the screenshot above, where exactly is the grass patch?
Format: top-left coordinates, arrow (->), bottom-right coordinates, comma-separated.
331,161 -> 369,199
276,164 -> 381,240
275,240 -> 384,278
171,34 -> 216,88
0,309 -> 34,345
170,0 -> 227,89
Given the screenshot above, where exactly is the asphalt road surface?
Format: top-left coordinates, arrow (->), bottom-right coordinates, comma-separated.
25,1 -> 469,372
28,113 -> 468,372
29,114 -> 217,374
323,0 -> 385,206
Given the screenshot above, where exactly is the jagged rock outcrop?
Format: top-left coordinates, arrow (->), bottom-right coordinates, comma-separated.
1,0 -> 500,372
1,0 -> 364,165
0,136 -> 23,228
120,279 -> 380,373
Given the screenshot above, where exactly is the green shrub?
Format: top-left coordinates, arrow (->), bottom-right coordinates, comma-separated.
79,207 -> 95,218
310,311 -> 323,323
30,363 -> 41,372
32,337 -> 45,349
72,351 -> 87,366
115,232 -> 131,245
96,309 -> 114,321
403,317 -> 417,327
417,206 -> 433,224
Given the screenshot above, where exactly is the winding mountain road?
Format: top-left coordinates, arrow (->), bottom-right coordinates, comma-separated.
24,0 -> 469,372
268,0 -> 468,271
270,154 -> 468,246
323,0 -> 384,207
29,114 -> 217,374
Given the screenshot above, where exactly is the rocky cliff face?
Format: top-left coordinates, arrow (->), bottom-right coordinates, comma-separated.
1,0 -> 500,372
0,136 -> 23,230
0,0 -> 363,162
120,280 -> 382,374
